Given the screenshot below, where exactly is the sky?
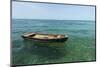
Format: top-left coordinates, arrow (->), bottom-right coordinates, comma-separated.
12,1 -> 95,20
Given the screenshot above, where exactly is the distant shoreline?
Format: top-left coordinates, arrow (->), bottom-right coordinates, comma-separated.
12,19 -> 95,22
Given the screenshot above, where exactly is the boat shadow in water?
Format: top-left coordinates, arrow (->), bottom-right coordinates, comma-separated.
21,40 -> 67,64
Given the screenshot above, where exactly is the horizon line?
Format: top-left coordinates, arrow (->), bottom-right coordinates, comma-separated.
12,18 -> 95,21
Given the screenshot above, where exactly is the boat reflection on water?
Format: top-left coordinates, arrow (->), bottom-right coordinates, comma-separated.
23,39 -> 67,48
21,39 -> 67,61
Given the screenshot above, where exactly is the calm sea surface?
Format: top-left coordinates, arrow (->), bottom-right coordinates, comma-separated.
12,19 -> 96,65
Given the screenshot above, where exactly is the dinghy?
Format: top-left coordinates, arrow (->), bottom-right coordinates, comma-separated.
21,32 -> 68,42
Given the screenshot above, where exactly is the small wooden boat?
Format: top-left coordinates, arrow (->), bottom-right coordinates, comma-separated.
21,32 -> 68,42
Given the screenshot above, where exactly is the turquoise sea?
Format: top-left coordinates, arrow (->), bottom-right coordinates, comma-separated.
12,19 -> 96,65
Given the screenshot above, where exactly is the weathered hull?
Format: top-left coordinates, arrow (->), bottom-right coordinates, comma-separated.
21,32 -> 68,47
22,36 -> 68,43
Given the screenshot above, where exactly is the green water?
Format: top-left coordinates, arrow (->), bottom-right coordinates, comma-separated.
12,19 -> 96,65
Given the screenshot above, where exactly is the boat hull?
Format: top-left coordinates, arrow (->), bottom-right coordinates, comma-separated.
22,36 -> 68,43
21,33 -> 68,47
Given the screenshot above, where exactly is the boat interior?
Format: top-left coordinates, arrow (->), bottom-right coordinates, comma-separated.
32,34 -> 65,39
23,33 -> 65,39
